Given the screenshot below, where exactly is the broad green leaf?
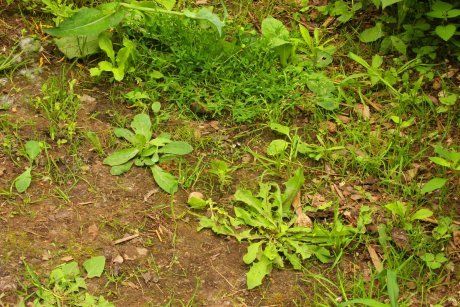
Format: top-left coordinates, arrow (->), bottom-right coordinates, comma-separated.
261,17 -> 290,41
266,139 -> 288,156
83,256 -> 106,278
421,177 -> 447,194
158,141 -> 193,155
15,168 -> 32,193
187,195 -> 207,210
151,101 -> 161,113
184,8 -> 224,36
131,113 -> 152,141
269,123 -> 290,137
98,32 -> 115,62
25,140 -> 41,161
360,23 -> 384,43
114,128 -> 136,144
316,95 -> 340,111
386,269 -> 399,307
246,256 -> 272,289
103,148 -> 139,166
435,24 -> 456,41
382,0 -> 402,9
54,35 -> 99,59
151,165 -> 178,194
390,36 -> 407,55
411,208 -> 433,221
439,94 -> 458,106
61,261 -> 80,278
429,157 -> 451,168
385,201 -> 407,218
110,161 -> 133,175
45,7 -> 125,37
434,145 -> 460,163
243,241 -> 263,264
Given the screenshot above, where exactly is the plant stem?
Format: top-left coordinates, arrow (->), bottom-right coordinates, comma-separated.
119,3 -> 185,16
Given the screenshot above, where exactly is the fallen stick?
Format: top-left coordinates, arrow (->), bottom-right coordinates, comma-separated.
113,233 -> 139,245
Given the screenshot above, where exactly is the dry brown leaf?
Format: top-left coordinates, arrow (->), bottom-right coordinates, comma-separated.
87,224 -> 99,240
293,192 -> 312,227
79,94 -> 96,104
355,104 -> 370,120
61,256 -> 74,262
143,188 -> 159,202
209,120 -> 219,130
196,0 -> 207,4
337,115 -> 350,124
367,245 -> 383,273
391,228 -> 410,251
112,255 -> 124,264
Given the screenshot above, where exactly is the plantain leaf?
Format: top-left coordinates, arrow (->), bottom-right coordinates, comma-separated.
151,165 -> 178,194
103,148 -> 139,166
45,7 -> 125,37
158,141 -> 193,155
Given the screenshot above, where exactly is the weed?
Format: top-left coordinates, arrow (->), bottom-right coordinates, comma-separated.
20,256 -> 111,306
33,75 -> 80,142
103,113 -> 193,194
189,169 -> 371,289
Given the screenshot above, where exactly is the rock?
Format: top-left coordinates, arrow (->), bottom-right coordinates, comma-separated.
136,247 -> 148,257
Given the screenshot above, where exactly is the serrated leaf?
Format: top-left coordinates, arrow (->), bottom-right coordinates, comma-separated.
45,7 -> 125,37
15,168 -> 32,193
243,241 -> 263,264
246,256 -> 272,289
25,140 -> 41,161
158,141 -> 193,155
360,23 -> 384,43
151,165 -> 178,194
435,24 -> 456,41
83,256 -> 106,278
103,148 -> 139,166
421,177 -> 447,194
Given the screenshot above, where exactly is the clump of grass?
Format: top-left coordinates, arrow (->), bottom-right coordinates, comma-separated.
128,15 -> 313,123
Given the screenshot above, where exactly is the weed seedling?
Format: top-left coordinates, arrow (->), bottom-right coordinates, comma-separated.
12,140 -> 43,193
104,113 -> 193,194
